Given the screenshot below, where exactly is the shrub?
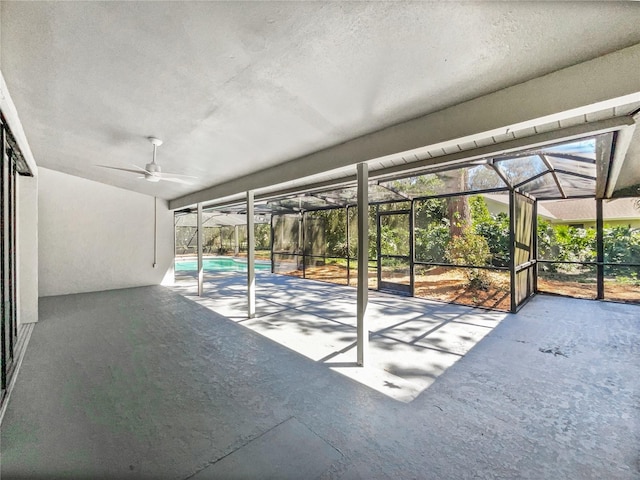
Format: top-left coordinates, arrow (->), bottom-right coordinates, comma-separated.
446,228 -> 492,290
470,196 -> 509,266
603,225 -> 640,276
414,223 -> 450,262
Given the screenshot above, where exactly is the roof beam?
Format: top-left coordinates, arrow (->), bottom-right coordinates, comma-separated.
192,116 -> 634,212
539,154 -> 567,199
543,153 -> 595,164
170,43 -> 640,210
604,120 -> 638,197
486,160 -> 513,189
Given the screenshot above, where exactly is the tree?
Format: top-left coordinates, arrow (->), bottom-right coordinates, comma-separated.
446,169 -> 470,237
470,196 -> 509,266
446,227 -> 492,289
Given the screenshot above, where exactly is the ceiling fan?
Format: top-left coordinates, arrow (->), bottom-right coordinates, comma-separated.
98,137 -> 197,184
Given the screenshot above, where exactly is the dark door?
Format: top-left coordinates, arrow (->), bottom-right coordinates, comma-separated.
377,210 -> 412,295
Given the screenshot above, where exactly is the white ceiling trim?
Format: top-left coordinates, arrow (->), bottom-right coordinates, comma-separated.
0,70 -> 38,176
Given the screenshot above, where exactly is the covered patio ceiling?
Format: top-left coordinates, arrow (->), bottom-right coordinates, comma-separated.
2,2 -> 640,207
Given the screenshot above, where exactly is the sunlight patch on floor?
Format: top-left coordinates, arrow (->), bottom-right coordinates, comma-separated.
171,273 -> 509,402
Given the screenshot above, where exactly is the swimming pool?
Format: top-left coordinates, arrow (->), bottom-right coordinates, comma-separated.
175,256 -> 271,273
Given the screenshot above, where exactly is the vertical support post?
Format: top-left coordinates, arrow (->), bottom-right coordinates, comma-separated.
376,204 -> 381,288
596,198 -> 604,300
300,212 -> 305,279
197,203 -> 204,296
357,163 -> 369,366
509,190 -> 517,313
247,190 -> 256,318
234,225 -> 239,256
270,214 -> 275,273
532,200 -> 538,293
409,200 -> 415,296
346,206 -> 350,286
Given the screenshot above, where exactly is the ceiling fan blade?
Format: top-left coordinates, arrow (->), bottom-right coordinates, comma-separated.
158,171 -> 198,179
96,165 -> 145,175
131,164 -> 151,174
159,176 -> 196,185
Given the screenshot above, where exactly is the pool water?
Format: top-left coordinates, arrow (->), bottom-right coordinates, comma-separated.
175,256 -> 271,273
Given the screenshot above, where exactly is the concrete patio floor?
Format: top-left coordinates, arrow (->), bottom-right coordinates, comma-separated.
1,275 -> 639,479
172,272 -> 509,402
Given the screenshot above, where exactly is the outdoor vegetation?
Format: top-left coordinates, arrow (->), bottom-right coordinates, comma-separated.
272,192 -> 640,308
272,192 -> 516,310
175,136 -> 639,309
537,218 -> 640,301
176,221 -> 271,260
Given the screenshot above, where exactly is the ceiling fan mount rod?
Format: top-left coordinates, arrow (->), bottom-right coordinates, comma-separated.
148,137 -> 163,164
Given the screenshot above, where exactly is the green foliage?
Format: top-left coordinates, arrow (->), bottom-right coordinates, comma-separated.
538,220 -> 596,272
415,223 -> 450,262
414,197 -> 449,262
554,225 -> 596,262
536,218 -> 553,260
469,195 -> 491,224
538,220 -> 640,277
379,223 -> 409,256
415,197 -> 446,222
469,196 -> 510,266
414,196 -> 509,266
255,223 -> 271,250
603,225 -> 640,276
304,209 -> 347,257
271,196 -> 640,288
273,215 -> 301,252
473,214 -> 510,266
445,228 -> 492,289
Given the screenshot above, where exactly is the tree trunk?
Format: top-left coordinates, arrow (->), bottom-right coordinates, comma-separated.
447,169 -> 470,237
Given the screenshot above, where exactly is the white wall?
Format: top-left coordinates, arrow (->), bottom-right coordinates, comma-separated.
38,168 -> 174,297
17,174 -> 38,323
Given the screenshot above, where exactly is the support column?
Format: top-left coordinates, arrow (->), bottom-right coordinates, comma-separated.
596,199 -> 604,300
234,225 -> 239,256
357,163 -> 369,366
197,203 -> 204,296
247,190 -> 256,318
346,206 -> 350,286
532,200 -> 538,293
509,190 -> 516,313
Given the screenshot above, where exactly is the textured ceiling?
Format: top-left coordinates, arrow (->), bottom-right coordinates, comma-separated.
2,1 -> 640,200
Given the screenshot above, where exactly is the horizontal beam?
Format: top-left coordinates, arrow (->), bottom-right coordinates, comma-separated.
170,43 -> 640,210
185,116 -> 634,212
605,121 -> 637,197
366,117 -> 633,182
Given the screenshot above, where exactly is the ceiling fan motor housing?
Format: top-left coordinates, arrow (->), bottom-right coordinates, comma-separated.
145,162 -> 161,181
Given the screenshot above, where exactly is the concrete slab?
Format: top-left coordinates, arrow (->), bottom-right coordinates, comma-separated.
189,417 -> 341,480
240,311 -> 355,362
4,279 -> 637,479
172,273 -> 509,401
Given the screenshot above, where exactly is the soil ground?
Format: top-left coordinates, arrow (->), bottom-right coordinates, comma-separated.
277,264 -> 512,311
538,278 -> 639,303
181,255 -> 639,307
414,266 -> 511,311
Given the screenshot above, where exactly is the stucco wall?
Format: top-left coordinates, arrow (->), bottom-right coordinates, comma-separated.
38,168 -> 174,297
